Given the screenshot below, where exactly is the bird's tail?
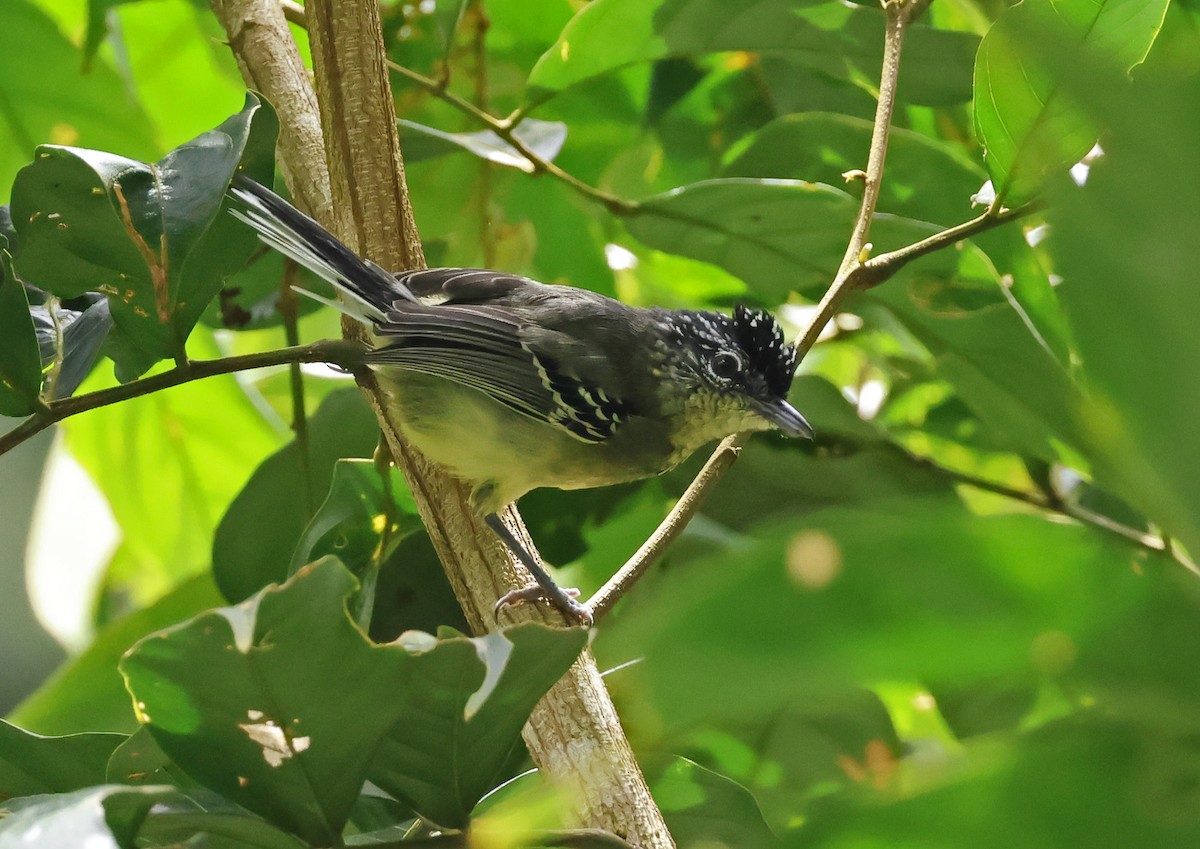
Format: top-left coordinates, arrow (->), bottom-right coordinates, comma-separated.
228,174 -> 415,324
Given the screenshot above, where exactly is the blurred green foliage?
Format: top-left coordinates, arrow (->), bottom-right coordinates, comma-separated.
2,0 -> 1200,846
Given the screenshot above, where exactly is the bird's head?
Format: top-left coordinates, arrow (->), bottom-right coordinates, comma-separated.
656,306 -> 813,451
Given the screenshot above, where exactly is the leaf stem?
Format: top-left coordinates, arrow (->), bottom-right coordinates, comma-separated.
0,338 -> 365,459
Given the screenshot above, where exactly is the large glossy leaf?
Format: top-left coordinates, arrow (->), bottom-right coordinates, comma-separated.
626,179 -> 992,300
212,388 -> 380,603
626,179 -> 856,299
973,0 -> 1169,204
121,559 -> 586,841
120,560 -> 414,845
722,112 -> 986,227
0,721 -> 125,799
0,251 -> 41,416
1050,69 -> 1200,558
367,624 -> 588,829
9,94 -> 277,378
526,0 -> 978,107
0,785 -> 177,849
0,0 -> 156,193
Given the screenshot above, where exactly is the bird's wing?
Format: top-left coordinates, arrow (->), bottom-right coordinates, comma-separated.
368,303 -> 629,443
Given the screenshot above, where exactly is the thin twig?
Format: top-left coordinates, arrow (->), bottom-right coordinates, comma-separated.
588,437 -> 744,621
859,201 -> 1039,287
0,338 -> 364,458
585,0 -> 931,622
386,60 -> 637,215
279,260 -> 314,516
901,446 -> 1197,572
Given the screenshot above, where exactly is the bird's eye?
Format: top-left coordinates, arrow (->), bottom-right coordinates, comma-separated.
709,351 -> 744,381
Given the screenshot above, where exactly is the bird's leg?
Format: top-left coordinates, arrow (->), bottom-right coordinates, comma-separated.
484,513 -> 592,627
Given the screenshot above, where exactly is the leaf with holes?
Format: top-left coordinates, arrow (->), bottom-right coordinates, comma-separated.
120,559 -> 586,842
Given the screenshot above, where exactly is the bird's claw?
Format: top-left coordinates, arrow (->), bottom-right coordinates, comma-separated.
495,585 -> 593,627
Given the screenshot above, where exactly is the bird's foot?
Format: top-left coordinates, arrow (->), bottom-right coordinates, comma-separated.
495,585 -> 593,627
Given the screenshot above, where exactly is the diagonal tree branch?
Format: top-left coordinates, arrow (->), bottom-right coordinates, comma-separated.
0,339 -> 363,458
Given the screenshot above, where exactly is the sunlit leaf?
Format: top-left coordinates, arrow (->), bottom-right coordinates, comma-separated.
527,0 -> 977,107
973,0 -> 1169,203
0,0 -> 156,193
0,784 -> 177,849
121,560 -> 586,840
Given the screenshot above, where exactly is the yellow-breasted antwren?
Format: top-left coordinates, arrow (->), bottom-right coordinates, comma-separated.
230,175 -> 812,625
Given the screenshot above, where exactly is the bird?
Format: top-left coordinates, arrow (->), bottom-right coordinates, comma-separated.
228,175 -> 813,625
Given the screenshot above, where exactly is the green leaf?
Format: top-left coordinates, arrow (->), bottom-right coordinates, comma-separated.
0,251 -> 41,416
0,0 -> 156,194
722,112 -> 987,227
10,93 -> 276,378
61,327 -> 285,604
604,497 -> 1150,727
8,573 -> 225,736
626,179 -> 985,301
526,0 -> 977,108
288,458 -> 423,626
865,284 -> 1086,464
120,559 -> 586,842
120,559 -> 412,845
654,758 -> 777,849
1050,69 -> 1200,558
367,624 -> 588,829
213,388 -> 381,603
973,0 -> 1169,204
0,785 -> 178,849
626,179 -> 856,299
0,721 -> 125,800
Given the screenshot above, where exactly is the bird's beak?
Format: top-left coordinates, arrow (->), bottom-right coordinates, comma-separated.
752,397 -> 814,439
